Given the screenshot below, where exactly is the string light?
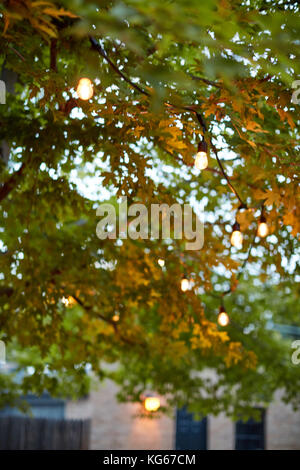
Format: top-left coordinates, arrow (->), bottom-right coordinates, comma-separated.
112,314 -> 120,322
89,38 -> 268,328
76,78 -> 94,100
231,221 -> 243,248
258,215 -> 269,238
158,258 -> 165,267
217,306 -> 230,326
62,296 -> 76,307
194,140 -> 208,170
181,274 -> 189,292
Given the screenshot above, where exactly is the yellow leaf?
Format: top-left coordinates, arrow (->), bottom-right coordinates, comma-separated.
264,190 -> 281,207
253,188 -> 281,207
3,14 -> 10,35
42,8 -> 78,19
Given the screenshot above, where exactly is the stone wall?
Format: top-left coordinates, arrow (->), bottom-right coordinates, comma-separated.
267,390 -> 300,450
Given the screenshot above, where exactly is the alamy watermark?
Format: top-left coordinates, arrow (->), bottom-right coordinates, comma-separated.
96,198 -> 204,251
0,80 -> 6,104
291,80 -> 300,105
291,340 -> 300,365
0,340 -> 6,366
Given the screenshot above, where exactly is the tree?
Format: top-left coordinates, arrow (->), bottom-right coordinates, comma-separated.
0,0 -> 299,419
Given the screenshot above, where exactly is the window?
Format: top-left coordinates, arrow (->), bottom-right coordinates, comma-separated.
0,393 -> 65,419
235,409 -> 266,450
175,407 -> 207,450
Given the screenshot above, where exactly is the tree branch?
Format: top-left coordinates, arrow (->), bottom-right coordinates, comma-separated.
187,73 -> 221,88
50,39 -> 58,72
72,294 -> 143,347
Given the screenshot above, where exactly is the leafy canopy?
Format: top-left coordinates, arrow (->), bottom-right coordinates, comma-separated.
0,0 -> 299,418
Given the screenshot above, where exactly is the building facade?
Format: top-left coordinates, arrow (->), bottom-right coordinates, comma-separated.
66,379 -> 300,450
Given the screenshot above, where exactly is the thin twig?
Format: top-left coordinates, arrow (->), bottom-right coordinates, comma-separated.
8,45 -> 26,62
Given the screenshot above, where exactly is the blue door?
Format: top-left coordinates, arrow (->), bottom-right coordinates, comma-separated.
175,407 -> 207,450
235,409 -> 266,450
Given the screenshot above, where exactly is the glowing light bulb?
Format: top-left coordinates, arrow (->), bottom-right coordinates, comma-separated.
76,78 -> 94,100
158,258 -> 165,267
195,152 -> 208,170
230,221 -> 243,248
62,296 -> 76,307
231,230 -> 243,248
144,396 -> 160,412
112,314 -> 120,322
181,275 -> 189,292
194,140 -> 208,170
218,306 -> 229,326
258,216 -> 269,238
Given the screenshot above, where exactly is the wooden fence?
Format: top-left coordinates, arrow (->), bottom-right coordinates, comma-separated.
0,417 -> 90,450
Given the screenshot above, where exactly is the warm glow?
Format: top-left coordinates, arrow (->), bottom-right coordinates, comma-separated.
76,78 -> 94,100
258,221 -> 269,238
62,296 -> 76,307
231,230 -> 243,248
181,277 -> 189,292
194,151 -> 208,170
144,397 -> 161,412
158,258 -> 165,267
218,311 -> 229,327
